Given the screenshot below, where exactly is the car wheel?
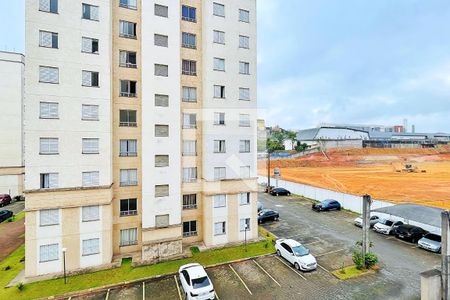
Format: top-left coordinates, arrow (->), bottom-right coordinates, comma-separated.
337,207 -> 341,211
274,216 -> 279,221
276,193 -> 279,196
276,249 -> 281,257
294,262 -> 300,270
288,192 -> 291,196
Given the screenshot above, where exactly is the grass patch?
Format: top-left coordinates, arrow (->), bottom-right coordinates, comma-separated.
0,245 -> 25,292
0,240 -> 275,300
190,246 -> 200,255
332,265 -> 374,280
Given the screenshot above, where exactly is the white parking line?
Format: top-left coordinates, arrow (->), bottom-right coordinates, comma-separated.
315,248 -> 346,257
105,289 -> 110,300
317,263 -> 331,274
253,260 -> 281,287
142,281 -> 145,300
275,256 -> 307,281
174,275 -> 183,300
229,265 -> 253,295
215,291 -> 221,300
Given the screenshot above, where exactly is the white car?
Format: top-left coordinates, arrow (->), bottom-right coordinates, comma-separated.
354,215 -> 380,228
373,219 -> 403,235
275,239 -> 317,271
179,263 -> 215,300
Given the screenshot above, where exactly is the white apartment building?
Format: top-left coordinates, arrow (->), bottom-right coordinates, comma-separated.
24,0 -> 257,278
0,51 -> 25,197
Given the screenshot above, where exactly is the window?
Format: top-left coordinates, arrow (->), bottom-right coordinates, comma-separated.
213,194 -> 226,208
155,185 -> 169,197
213,30 -> 225,44
82,138 -> 99,154
182,5 -> 196,22
183,194 -> 197,209
155,155 -> 169,167
39,31 -> 58,48
213,3 -> 225,17
182,32 -> 196,49
239,62 -> 250,75
39,66 -> 59,84
239,88 -> 250,101
182,140 -> 197,156
120,169 -> 138,186
40,138 -> 58,155
214,85 -> 225,99
39,244 -> 58,262
82,238 -> 100,256
155,4 -> 168,17
154,34 -> 168,47
82,205 -> 99,222
183,167 -> 197,183
239,35 -> 249,49
213,58 -> 225,71
155,125 -> 169,137
214,140 -> 226,153
82,171 -> 100,187
239,114 -> 250,127
182,87 -> 197,102
39,0 -> 58,14
120,80 -> 137,97
240,218 -> 251,231
240,140 -> 250,153
155,94 -> 169,107
183,221 -> 197,237
82,3 -> 99,21
240,166 -> 251,178
82,104 -> 99,121
182,60 -> 197,76
82,71 -> 99,87
239,9 -> 250,23
120,228 -> 137,246
119,20 -> 137,39
40,102 -> 58,119
40,209 -> 59,226
120,198 -> 137,216
119,50 -> 137,68
82,37 -> 99,54
239,192 -> 250,205
156,215 -> 169,228
155,64 -> 169,77
120,0 -> 137,10
40,173 -> 58,189
214,167 -> 226,180
214,222 -> 226,235
120,139 -> 137,157
120,110 -> 137,127
183,113 -> 197,129
214,112 -> 225,125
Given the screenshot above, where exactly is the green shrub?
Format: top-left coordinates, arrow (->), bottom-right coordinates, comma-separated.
365,252 -> 378,268
190,246 -> 200,255
352,250 -> 365,270
16,282 -> 24,291
4,265 -> 11,271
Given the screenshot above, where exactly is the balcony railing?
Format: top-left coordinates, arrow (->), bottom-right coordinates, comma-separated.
183,231 -> 198,238
120,152 -> 137,157
120,181 -> 138,187
119,122 -> 137,127
120,210 -> 138,217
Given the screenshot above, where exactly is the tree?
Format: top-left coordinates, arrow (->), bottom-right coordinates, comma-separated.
267,138 -> 284,152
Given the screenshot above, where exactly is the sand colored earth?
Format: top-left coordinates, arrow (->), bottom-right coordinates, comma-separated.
258,147 -> 450,209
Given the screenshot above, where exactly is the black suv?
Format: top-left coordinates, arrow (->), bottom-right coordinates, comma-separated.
394,224 -> 428,243
258,209 -> 279,224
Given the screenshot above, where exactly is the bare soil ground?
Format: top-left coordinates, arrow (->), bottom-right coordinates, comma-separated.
0,218 -> 25,261
258,146 -> 450,209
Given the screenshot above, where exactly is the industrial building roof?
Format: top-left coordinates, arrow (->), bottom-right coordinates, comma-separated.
372,204 -> 443,228
296,128 -> 321,141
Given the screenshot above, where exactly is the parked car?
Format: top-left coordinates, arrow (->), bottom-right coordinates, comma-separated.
418,233 -> 441,253
270,188 -> 291,196
394,224 -> 428,243
354,215 -> 380,228
275,239 -> 317,271
373,219 -> 403,235
0,194 -> 12,207
257,201 -> 264,212
258,209 -> 279,224
311,199 -> 341,212
0,210 -> 13,223
179,263 -> 215,300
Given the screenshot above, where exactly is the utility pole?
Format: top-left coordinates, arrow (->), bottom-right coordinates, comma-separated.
267,151 -> 271,191
441,211 -> 450,300
362,194 -> 372,266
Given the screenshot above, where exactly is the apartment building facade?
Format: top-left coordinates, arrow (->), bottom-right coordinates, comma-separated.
24,0 -> 257,278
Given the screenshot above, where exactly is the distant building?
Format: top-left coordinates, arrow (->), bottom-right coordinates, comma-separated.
0,51 -> 24,197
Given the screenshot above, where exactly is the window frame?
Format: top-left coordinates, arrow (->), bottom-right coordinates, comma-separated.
39,30 -> 58,49
182,194 -> 197,210
120,198 -> 138,216
39,0 -> 58,14
82,3 -> 99,21
183,220 -> 198,237
214,221 -> 226,236
39,102 -> 59,119
81,205 -> 100,222
119,0 -> 137,10
182,5 -> 197,22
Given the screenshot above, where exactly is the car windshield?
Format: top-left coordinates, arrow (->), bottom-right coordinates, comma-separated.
379,219 -> 393,226
424,234 -> 441,242
192,276 -> 210,289
292,245 -> 310,256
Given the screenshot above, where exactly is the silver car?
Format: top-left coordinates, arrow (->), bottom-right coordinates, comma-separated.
418,233 -> 441,253
354,215 -> 380,228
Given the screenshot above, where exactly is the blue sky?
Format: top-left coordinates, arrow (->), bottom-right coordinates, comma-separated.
2,1 -> 450,132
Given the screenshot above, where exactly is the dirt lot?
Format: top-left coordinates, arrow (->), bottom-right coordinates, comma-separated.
259,147 -> 450,209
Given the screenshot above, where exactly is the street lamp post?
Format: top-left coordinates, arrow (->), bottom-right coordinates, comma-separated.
267,151 -> 271,192
62,248 -> 67,284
